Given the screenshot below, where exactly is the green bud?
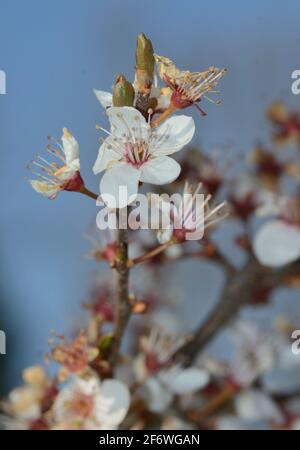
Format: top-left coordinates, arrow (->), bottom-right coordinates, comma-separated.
112,75 -> 135,106
98,333 -> 113,352
135,33 -> 154,93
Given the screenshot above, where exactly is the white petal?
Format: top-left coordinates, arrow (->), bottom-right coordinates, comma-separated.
100,162 -> 140,208
52,384 -> 75,423
107,106 -> 149,140
253,220 -> 300,267
235,389 -> 283,424
8,387 -> 41,421
30,180 -> 59,199
262,365 -> 300,395
61,129 -> 79,164
150,115 -> 195,156
143,378 -> 173,413
56,160 -> 80,182
75,376 -> 101,395
93,138 -> 121,174
94,89 -> 113,109
157,227 -> 173,244
64,158 -> 80,174
96,379 -> 130,428
163,367 -> 209,395
140,156 -> 181,185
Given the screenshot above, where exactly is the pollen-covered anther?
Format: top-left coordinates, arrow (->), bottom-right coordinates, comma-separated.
155,54 -> 226,112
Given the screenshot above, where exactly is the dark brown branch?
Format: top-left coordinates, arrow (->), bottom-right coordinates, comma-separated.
175,256 -> 300,366
109,227 -> 131,367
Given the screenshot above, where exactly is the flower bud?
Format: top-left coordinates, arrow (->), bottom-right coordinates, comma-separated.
98,333 -> 113,352
112,75 -> 135,107
135,33 -> 155,93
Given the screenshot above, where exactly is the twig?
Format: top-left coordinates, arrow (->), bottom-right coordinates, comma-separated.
127,242 -> 172,267
109,225 -> 131,368
175,256 -> 300,366
79,185 -> 98,200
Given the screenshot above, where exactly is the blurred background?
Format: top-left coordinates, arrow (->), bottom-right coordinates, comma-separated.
0,0 -> 300,394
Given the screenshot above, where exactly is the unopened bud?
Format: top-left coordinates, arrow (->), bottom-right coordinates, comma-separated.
112,75 -> 135,106
98,333 -> 113,352
135,33 -> 154,93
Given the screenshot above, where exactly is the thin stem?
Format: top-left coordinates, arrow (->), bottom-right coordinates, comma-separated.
79,185 -> 98,200
150,104 -> 177,128
127,241 -> 172,267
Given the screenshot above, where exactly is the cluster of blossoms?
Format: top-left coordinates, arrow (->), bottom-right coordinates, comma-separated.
3,34 -> 300,430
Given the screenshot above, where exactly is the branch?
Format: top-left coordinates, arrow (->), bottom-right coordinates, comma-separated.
109,226 -> 131,368
175,256 -> 300,366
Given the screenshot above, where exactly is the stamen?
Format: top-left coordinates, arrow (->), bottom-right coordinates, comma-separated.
203,95 -> 221,105
48,135 -> 65,154
36,154 -> 54,168
31,160 -> 53,175
46,145 -> 66,163
96,124 -> 113,137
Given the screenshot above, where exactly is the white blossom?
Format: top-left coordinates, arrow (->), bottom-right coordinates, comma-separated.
52,374 -> 130,430
93,107 -> 195,208
29,128 -> 82,199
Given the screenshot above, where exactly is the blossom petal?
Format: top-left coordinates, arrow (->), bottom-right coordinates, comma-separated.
8,387 -> 41,421
100,162 -> 140,208
64,158 -> 80,174
140,156 -> 181,185
107,106 -> 149,140
164,367 -> 210,395
157,227 -> 173,244
253,220 -> 300,267
61,129 -> 79,165
235,389 -> 284,424
30,181 -> 59,199
94,89 -> 113,109
262,365 -> 300,395
150,115 -> 195,156
96,379 -> 130,429
143,378 -> 173,413
93,138 -> 122,174
75,376 -> 101,395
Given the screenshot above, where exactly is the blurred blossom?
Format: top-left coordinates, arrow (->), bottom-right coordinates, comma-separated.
253,194 -> 300,267
52,375 -> 130,430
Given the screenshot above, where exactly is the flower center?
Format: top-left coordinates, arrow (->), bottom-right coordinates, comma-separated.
67,391 -> 94,418
124,142 -> 150,168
